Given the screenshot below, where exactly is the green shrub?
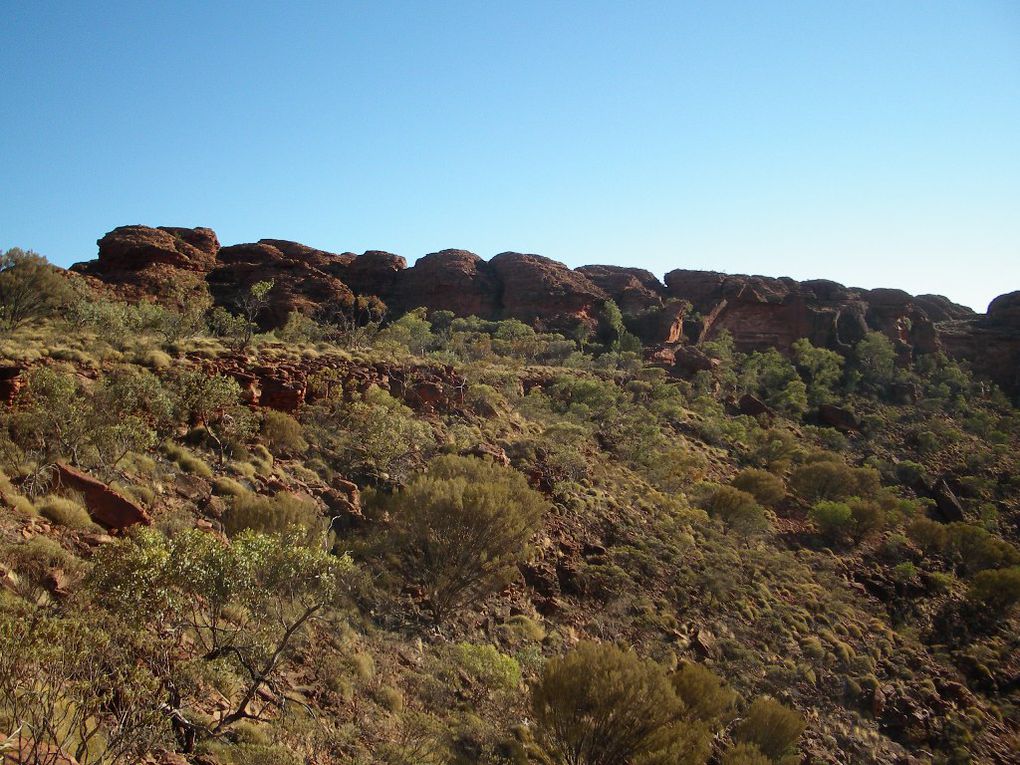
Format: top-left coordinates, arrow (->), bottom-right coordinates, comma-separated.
531,641 -> 711,765
671,662 -> 736,725
731,469 -> 786,507
163,442 -> 214,478
807,503 -> 848,546
450,643 -> 522,694
907,516 -> 948,556
945,523 -> 1020,575
0,248 -> 72,331
373,455 -> 546,623
3,536 -> 78,593
733,697 -> 804,761
260,410 -> 308,455
36,495 -> 94,530
701,486 -> 768,536
790,460 -> 878,502
222,491 -> 321,539
212,476 -> 247,497
967,567 -> 1020,611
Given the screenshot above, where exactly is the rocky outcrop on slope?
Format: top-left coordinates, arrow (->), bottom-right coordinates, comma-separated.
72,224 -> 219,301
209,240 -> 355,328
388,249 -> 501,318
488,252 -> 608,333
72,225 -> 1020,394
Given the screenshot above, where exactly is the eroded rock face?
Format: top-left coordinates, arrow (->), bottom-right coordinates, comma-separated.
390,249 -> 500,318
72,224 -> 219,302
209,241 -> 355,328
489,252 -> 608,332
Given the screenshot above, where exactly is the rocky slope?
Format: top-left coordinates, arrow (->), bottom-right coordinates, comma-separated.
72,225 -> 1020,395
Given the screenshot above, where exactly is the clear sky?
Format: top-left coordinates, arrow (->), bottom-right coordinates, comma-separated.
2,1 -> 1018,311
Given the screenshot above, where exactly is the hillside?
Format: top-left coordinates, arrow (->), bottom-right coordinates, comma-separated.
0,230 -> 1019,764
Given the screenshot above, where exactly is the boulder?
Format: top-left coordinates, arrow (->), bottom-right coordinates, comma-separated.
54,462 -> 151,531
71,224 -> 219,303
738,393 -> 771,417
929,478 -> 965,523
0,366 -> 25,405
576,265 -> 665,315
340,250 -> 407,297
817,404 -> 859,432
94,224 -> 218,272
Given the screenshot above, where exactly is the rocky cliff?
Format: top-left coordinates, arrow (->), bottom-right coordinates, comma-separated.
72,224 -> 1020,395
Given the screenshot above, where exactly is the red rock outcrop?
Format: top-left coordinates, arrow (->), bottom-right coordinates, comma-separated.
209,241 -> 355,327
339,250 -> 407,297
389,249 -> 500,317
72,224 -> 218,302
54,462 -> 151,531
71,224 -> 1020,395
489,252 -> 608,332
938,292 -> 1020,396
0,366 -> 25,405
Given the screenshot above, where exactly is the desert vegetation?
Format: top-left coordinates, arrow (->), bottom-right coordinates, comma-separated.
0,249 -> 1019,764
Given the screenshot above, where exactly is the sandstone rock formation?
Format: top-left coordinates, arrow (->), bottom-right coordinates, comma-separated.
209,240 -> 355,328
72,224 -> 219,302
488,252 -> 608,333
54,462 -> 151,531
71,224 -> 1020,395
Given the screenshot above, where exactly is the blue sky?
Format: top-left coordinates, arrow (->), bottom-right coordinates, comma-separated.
2,1 -> 1018,311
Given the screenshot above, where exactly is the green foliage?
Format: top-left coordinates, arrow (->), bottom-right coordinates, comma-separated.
789,459 -> 879,502
36,494 -> 94,530
701,486 -> 769,536
731,469 -> 786,507
740,349 -> 808,417
449,643 -> 522,694
87,527 -> 352,734
670,662 -> 737,725
303,385 -> 432,481
222,490 -> 322,539
531,641 -> 711,765
260,410 -> 308,455
808,500 -> 853,544
733,697 -> 805,762
853,332 -> 897,391
163,442 -> 214,478
967,567 -> 1020,611
373,455 -> 546,622
377,307 -> 434,355
0,248 -> 71,331
722,743 -> 773,765
792,338 -> 844,405
0,613 -> 166,763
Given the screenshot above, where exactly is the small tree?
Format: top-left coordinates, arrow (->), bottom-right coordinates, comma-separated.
531,642 -> 712,765
792,338 -> 844,405
0,248 -> 72,332
967,567 -> 1020,612
86,527 -> 352,748
374,455 -> 546,622
168,369 -> 243,457
854,332 -> 897,392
